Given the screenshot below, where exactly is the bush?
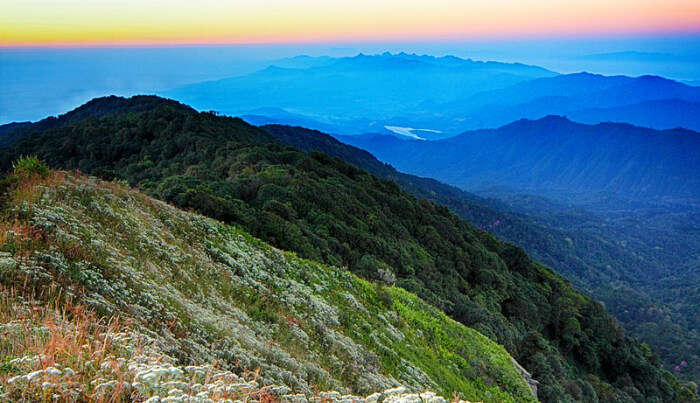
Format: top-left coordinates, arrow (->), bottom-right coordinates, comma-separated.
375,284 -> 393,309
12,156 -> 50,179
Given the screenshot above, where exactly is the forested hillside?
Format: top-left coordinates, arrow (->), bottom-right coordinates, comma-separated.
266,124 -> 700,382
0,96 -> 694,402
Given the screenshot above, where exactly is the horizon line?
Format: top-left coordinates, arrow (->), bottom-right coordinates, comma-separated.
3,30 -> 700,50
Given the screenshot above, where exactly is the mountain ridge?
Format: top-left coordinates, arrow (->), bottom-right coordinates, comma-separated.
164,59 -> 700,136
164,53 -> 557,138
339,115 -> 700,201
565,99 -> 700,131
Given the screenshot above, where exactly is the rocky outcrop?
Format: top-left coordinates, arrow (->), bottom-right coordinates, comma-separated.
511,358 -> 539,400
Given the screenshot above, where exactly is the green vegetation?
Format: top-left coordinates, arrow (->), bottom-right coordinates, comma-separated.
0,95 -> 695,402
0,168 -> 534,402
477,193 -> 700,383
11,155 -> 50,178
263,123 -> 700,384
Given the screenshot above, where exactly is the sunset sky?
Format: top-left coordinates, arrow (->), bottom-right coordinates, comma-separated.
2,0 -> 700,47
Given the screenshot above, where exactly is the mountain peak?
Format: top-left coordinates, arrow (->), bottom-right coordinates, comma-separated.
637,74 -> 667,81
70,95 -> 193,117
502,115 -> 575,130
538,114 -> 572,123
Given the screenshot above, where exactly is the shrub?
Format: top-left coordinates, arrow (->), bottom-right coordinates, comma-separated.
12,156 -> 50,179
375,284 -> 393,309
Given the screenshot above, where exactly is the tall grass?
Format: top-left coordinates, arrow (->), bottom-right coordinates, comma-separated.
0,284 -> 136,402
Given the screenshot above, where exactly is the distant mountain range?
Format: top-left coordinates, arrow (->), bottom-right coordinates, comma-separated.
566,99 -> 700,130
164,54 -> 700,135
164,52 -> 557,138
338,115 -> 700,203
436,73 -> 700,131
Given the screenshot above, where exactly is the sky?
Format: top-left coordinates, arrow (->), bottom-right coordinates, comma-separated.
2,0 -> 700,46
1,0 -> 699,124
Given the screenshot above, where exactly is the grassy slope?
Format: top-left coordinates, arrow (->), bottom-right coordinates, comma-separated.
0,168 -> 535,402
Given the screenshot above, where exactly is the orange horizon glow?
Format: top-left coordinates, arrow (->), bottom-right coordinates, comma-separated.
2,0 -> 699,48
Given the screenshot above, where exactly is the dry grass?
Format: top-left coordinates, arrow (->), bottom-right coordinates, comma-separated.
9,170 -> 68,206
0,284 -> 137,402
250,386 -> 282,403
0,284 -> 279,402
